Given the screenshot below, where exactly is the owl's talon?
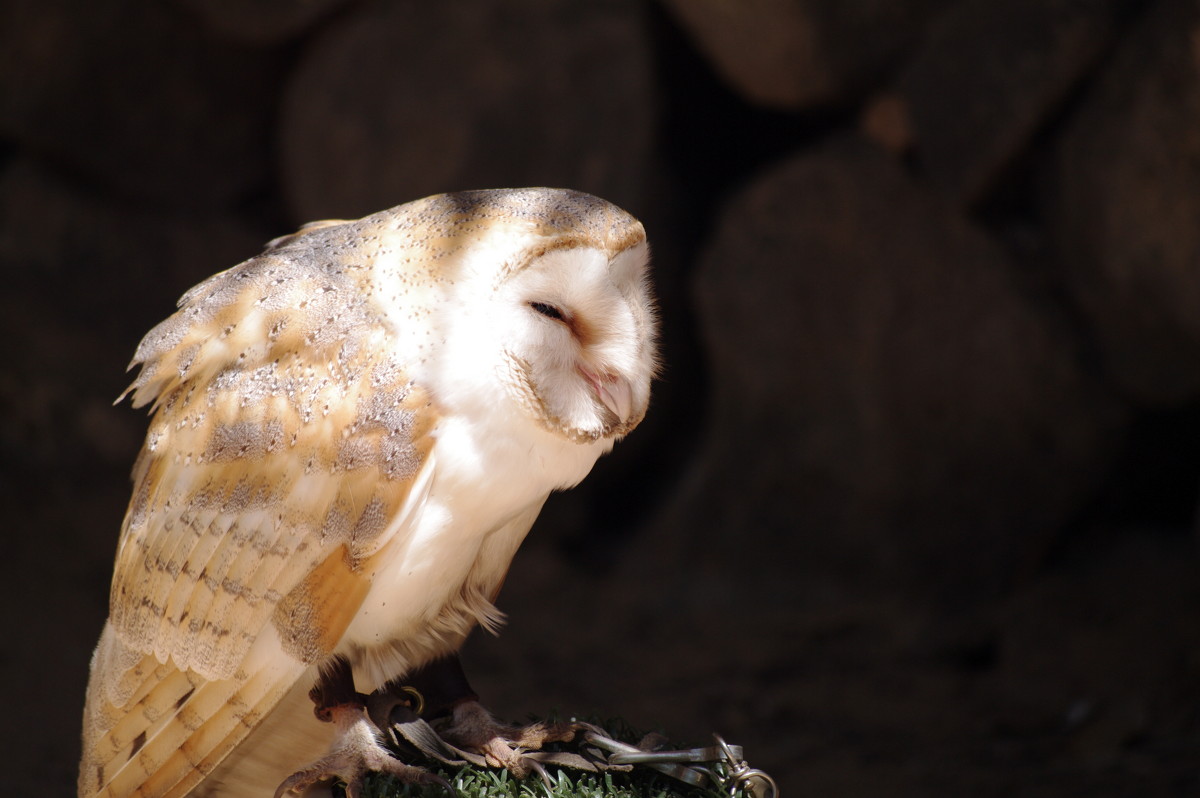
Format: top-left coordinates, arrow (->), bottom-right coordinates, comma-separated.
273,765 -> 326,798
522,755 -> 552,789
424,771 -> 457,796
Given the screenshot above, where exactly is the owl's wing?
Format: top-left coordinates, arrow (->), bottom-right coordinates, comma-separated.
80,247 -> 437,798
263,218 -> 351,250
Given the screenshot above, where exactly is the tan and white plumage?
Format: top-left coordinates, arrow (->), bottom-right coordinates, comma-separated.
79,188 -> 657,798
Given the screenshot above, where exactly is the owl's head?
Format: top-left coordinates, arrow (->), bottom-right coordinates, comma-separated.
412,189 -> 658,447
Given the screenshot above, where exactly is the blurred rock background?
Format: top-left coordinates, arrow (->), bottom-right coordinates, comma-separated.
2,0 -> 1199,794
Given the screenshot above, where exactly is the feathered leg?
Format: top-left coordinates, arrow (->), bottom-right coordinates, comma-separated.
274,657 -> 447,798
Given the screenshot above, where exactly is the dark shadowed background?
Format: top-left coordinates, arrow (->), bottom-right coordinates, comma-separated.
3,0 -> 1200,794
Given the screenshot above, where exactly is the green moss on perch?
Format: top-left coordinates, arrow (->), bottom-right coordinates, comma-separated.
347,719 -> 770,798
356,763 -> 748,798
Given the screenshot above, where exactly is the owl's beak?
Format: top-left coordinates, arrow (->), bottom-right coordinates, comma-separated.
580,367 -> 633,425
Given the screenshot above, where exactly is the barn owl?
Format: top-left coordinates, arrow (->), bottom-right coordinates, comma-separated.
78,188 -> 658,798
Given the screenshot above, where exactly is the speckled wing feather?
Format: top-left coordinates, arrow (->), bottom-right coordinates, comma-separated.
80,226 -> 437,798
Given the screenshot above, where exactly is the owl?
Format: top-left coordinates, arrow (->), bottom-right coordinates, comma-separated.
78,188 -> 658,798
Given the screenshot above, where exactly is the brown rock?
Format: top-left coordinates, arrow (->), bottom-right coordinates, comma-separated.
0,0 -> 284,208
1045,0 -> 1200,406
861,92 -> 914,155
660,0 -> 947,110
635,139 -> 1125,604
280,0 -> 653,221
173,0 -> 351,44
897,0 -> 1136,205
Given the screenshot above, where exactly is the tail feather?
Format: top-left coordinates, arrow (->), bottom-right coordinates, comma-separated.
191,668 -> 331,798
80,623 -> 309,798
133,674 -> 266,798
92,665 -> 198,778
88,670 -> 241,797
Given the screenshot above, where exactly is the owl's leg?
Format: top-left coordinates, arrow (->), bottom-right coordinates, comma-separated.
378,656 -> 583,778
274,657 -> 448,798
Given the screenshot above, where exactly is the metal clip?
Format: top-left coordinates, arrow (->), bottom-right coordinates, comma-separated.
711,735 -> 779,798
581,730 -> 779,798
583,730 -> 715,787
